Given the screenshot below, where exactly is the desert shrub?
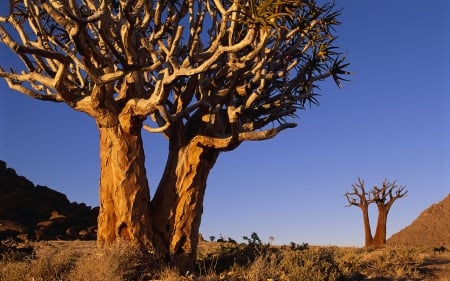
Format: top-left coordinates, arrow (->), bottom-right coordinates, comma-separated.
332,247 -> 365,275
0,260 -> 30,281
333,246 -> 425,280
236,253 -> 281,281
360,246 -> 424,279
0,243 -> 81,281
1,240 -> 164,281
156,267 -> 188,281
280,247 -> 344,281
67,240 -> 161,281
197,232 -> 274,274
28,244 -> 80,281
289,242 -> 309,251
0,239 -> 34,263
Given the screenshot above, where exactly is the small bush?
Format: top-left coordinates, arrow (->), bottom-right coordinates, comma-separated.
280,247 -> 344,281
0,261 -> 30,281
197,232 -> 274,273
30,245 -> 80,280
242,253 -> 281,281
0,240 -> 163,281
68,240 -> 161,281
333,246 -> 425,280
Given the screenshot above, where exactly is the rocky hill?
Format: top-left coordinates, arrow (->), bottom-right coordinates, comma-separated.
0,160 -> 98,242
388,193 -> 450,248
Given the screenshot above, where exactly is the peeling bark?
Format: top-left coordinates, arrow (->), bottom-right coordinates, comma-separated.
97,124 -> 153,249
151,138 -> 219,272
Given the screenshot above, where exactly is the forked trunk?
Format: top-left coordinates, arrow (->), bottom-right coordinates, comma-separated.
97,124 -> 153,249
151,138 -> 219,272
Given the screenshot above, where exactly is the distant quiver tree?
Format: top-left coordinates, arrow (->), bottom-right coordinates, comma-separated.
345,178 -> 407,248
0,0 -> 349,271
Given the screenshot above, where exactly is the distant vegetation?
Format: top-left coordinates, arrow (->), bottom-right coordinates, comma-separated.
1,233 -> 448,281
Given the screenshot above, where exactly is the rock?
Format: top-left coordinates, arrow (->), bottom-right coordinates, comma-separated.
78,229 -> 89,239
388,193 -> 450,247
49,211 -> 67,222
65,226 -> 80,238
0,220 -> 26,234
0,237 -> 33,261
36,220 -> 53,228
0,160 -> 98,241
16,233 -> 29,243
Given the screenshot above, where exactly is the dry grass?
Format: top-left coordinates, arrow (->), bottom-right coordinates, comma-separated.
1,240 -> 449,281
0,240 -> 162,281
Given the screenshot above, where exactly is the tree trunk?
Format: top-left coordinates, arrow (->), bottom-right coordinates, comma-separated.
97,124 -> 153,249
151,137 -> 219,273
361,203 -> 374,247
372,205 -> 389,247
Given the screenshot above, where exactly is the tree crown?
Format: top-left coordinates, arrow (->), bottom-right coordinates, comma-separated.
345,177 -> 408,208
0,0 -> 349,149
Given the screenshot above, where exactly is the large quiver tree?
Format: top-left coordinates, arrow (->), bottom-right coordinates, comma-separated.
0,0 -> 349,271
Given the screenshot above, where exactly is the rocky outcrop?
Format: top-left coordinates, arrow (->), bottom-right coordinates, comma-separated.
0,160 -> 98,242
388,193 -> 450,247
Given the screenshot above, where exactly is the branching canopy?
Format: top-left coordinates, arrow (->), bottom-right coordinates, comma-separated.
345,177 -> 408,209
0,0 -> 349,149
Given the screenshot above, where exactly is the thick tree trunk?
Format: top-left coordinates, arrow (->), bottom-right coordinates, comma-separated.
372,206 -> 389,247
97,124 -> 153,249
151,138 -> 219,273
361,203 -> 374,247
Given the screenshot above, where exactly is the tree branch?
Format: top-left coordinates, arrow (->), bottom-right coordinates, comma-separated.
238,123 -> 297,141
344,177 -> 369,208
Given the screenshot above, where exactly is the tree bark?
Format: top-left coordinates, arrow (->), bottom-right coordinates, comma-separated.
361,202 -> 374,247
97,124 -> 153,249
372,205 -> 389,247
151,137 -> 219,273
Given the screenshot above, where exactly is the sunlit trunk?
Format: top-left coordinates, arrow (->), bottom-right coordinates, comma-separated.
97,124 -> 153,249
151,138 -> 219,272
372,205 -> 389,247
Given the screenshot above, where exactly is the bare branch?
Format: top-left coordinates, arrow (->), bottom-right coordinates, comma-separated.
371,179 -> 407,208
345,178 -> 407,210
238,123 -> 297,141
1,0 -> 349,147
344,177 -> 369,208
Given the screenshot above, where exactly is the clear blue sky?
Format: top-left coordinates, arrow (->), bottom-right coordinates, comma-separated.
0,2 -> 449,246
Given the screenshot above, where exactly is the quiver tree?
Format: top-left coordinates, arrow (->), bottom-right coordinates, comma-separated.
0,0 -> 349,271
345,178 -> 407,248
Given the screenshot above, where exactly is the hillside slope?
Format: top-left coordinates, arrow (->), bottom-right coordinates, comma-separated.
388,193 -> 450,247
